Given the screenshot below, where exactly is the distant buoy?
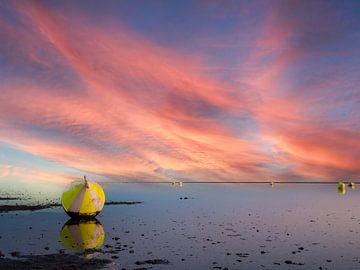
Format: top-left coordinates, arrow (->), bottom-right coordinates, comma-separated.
170,180 -> 183,187
348,182 -> 356,189
61,176 -> 105,218
338,182 -> 346,195
270,181 -> 275,187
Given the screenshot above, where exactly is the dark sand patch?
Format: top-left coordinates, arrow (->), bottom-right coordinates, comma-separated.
135,259 -> 170,265
0,201 -> 142,213
0,253 -> 112,270
0,203 -> 60,213
105,201 -> 142,205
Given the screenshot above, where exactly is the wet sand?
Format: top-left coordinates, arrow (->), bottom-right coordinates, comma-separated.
0,253 -> 112,270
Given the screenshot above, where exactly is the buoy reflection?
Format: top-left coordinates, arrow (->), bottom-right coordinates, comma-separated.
60,218 -> 105,254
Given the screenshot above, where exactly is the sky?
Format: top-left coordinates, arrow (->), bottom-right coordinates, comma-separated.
0,0 -> 360,184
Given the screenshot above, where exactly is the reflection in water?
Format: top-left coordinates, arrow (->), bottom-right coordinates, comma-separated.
338,182 -> 346,195
60,218 -> 105,253
1,183 -> 360,269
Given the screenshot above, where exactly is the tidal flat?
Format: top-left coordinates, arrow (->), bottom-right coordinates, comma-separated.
1,183 -> 360,269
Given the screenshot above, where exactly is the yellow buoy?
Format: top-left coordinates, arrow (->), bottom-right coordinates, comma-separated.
61,176 -> 105,218
348,182 -> 356,189
338,182 -> 346,195
270,181 -> 275,187
60,218 -> 104,253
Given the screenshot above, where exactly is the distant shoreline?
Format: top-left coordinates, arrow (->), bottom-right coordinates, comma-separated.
0,201 -> 142,213
109,181 -> 358,184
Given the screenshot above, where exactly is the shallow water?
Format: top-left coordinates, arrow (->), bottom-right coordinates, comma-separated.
1,183 -> 360,269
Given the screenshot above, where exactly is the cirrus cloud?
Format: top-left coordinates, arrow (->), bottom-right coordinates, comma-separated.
0,0 -> 359,182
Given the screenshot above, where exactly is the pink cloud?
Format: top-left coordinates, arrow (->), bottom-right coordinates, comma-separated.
0,1 -> 270,182
0,1 -> 359,182
237,1 -> 360,181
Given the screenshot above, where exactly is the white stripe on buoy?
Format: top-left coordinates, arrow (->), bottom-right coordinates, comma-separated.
89,188 -> 103,211
68,185 -> 86,212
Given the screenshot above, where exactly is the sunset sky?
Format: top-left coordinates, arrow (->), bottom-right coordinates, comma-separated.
1,0 -> 360,184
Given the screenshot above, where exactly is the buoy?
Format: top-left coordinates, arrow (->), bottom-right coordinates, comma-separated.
61,176 -> 105,218
170,180 -> 183,187
338,182 -> 346,195
60,218 -> 104,253
270,181 -> 275,187
348,182 -> 356,189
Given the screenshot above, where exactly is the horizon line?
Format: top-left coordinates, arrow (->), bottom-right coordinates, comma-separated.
106,181 -> 358,184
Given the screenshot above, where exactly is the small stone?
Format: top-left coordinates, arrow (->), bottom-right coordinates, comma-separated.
10,251 -> 20,257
